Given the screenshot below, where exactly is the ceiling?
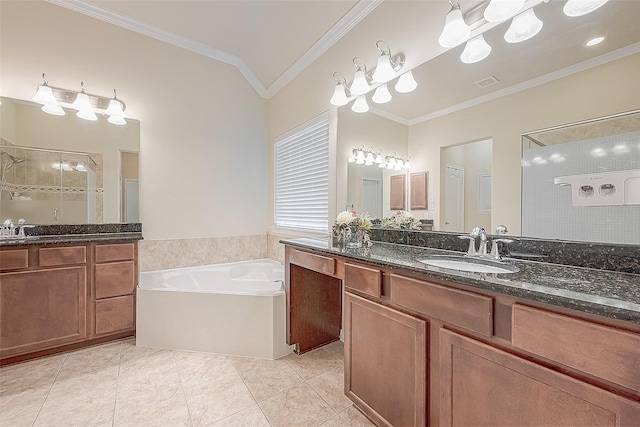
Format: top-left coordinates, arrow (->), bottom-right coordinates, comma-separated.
46,0 -> 377,98
45,0 -> 640,120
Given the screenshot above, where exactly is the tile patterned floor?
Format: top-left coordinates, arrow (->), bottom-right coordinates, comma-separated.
0,339 -> 376,427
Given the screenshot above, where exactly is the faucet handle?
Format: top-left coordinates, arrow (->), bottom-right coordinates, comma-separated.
495,225 -> 508,235
490,238 -> 514,259
458,235 -> 476,255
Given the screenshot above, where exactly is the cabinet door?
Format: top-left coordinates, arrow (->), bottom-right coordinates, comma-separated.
0,267 -> 87,358
439,329 -> 640,426
344,292 -> 427,427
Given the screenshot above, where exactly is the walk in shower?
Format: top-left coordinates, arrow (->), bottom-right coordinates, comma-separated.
0,146 -> 99,224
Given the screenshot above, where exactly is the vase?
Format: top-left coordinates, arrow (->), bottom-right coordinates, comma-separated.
345,225 -> 362,248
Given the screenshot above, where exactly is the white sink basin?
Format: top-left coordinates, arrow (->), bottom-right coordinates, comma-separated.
417,255 -> 519,274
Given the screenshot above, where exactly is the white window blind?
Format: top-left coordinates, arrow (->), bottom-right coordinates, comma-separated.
274,118 -> 329,232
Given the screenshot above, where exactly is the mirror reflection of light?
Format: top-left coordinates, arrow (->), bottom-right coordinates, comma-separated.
591,147 -> 607,157
549,153 -> 566,163
531,156 -> 547,165
521,160 -> 531,167
612,144 -> 629,154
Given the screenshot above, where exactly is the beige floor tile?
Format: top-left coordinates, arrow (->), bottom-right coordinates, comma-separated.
113,392 -> 190,427
307,368 -> 352,413
259,382 -> 336,427
175,350 -> 238,384
319,414 -> 351,427
338,406 -> 376,426
320,341 -> 345,360
56,342 -> 122,378
115,367 -> 182,417
239,361 -> 303,402
34,383 -> 117,427
285,348 -> 343,380
230,354 -> 291,373
0,354 -> 65,394
0,408 -> 40,427
46,366 -> 120,404
0,385 -> 50,421
117,348 -> 177,381
212,404 -> 271,427
185,374 -> 256,426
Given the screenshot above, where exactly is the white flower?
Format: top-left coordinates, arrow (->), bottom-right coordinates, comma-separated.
336,210 -> 356,225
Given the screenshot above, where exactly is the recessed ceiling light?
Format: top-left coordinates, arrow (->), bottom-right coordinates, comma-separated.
586,36 -> 605,47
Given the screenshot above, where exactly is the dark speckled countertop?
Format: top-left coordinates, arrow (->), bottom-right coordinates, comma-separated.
0,223 -> 142,246
282,238 -> 640,324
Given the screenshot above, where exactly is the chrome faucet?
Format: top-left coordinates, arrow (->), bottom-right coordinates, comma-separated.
490,238 -> 513,259
470,227 -> 488,256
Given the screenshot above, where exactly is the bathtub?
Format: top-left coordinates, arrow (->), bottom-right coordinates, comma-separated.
136,259 -> 294,359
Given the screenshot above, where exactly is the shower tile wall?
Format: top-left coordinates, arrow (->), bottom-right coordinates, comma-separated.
522,130 -> 640,244
139,235 -> 268,272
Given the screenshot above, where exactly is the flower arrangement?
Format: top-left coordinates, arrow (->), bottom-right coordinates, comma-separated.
332,210 -> 372,248
381,210 -> 421,230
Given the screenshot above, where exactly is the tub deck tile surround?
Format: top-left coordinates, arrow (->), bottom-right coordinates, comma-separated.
0,339 -> 374,427
139,234 -> 268,271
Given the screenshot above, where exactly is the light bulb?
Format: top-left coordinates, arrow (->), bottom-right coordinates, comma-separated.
32,85 -> 57,105
395,71 -> 417,93
372,84 -> 392,104
41,104 -> 65,116
351,95 -> 369,113
330,83 -> 349,106
438,4 -> 471,48
404,160 -> 411,169
372,53 -> 395,83
72,92 -> 98,121
350,70 -> 370,95
374,153 -> 383,164
460,34 -> 492,64
483,0 -> 524,22
563,0 -> 609,17
504,8 -> 543,43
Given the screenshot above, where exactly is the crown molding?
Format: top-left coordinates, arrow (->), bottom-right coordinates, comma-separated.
409,41 -> 640,126
45,0 -> 380,100
369,107 -> 411,126
265,0 -> 383,98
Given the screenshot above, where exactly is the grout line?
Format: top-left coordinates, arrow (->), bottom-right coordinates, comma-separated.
172,350 -> 194,427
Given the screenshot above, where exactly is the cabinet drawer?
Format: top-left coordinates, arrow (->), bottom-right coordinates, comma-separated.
95,295 -> 134,335
289,249 -> 335,276
390,275 -> 493,337
0,249 -> 29,271
95,261 -> 136,299
95,243 -> 135,263
344,263 -> 382,298
512,304 -> 640,392
39,246 -> 86,267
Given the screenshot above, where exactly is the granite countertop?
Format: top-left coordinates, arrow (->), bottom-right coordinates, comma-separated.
0,223 -> 143,247
282,237 -> 640,324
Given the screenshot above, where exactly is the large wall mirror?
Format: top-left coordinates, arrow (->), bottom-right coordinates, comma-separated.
339,0 -> 640,245
0,96 -> 140,224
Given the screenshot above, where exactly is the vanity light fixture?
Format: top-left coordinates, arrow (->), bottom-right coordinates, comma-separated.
438,0 -> 471,48
460,34 -> 492,64
31,73 -> 128,125
372,83 -> 392,104
71,83 -> 98,121
504,8 -> 543,43
330,73 -> 350,106
105,90 -> 126,125
483,0 -> 525,23
349,57 -> 371,96
351,95 -> 370,113
372,40 -> 403,83
563,0 -> 609,17
349,148 -> 409,170
32,74 -> 65,116
395,71 -> 418,93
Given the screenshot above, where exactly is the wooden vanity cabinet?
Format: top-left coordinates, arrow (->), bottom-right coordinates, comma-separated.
284,245 -> 640,427
0,240 -> 138,364
344,292 -> 427,427
93,243 -> 137,337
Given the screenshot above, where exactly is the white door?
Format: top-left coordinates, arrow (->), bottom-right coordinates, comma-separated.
362,178 -> 382,219
124,179 -> 139,222
444,166 -> 464,232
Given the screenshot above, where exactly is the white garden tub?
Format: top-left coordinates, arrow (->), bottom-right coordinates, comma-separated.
136,259 -> 293,359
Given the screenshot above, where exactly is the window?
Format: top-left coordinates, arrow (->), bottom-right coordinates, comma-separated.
274,117 -> 329,232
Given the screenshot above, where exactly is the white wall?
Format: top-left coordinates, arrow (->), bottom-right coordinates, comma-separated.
0,1 -> 268,240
